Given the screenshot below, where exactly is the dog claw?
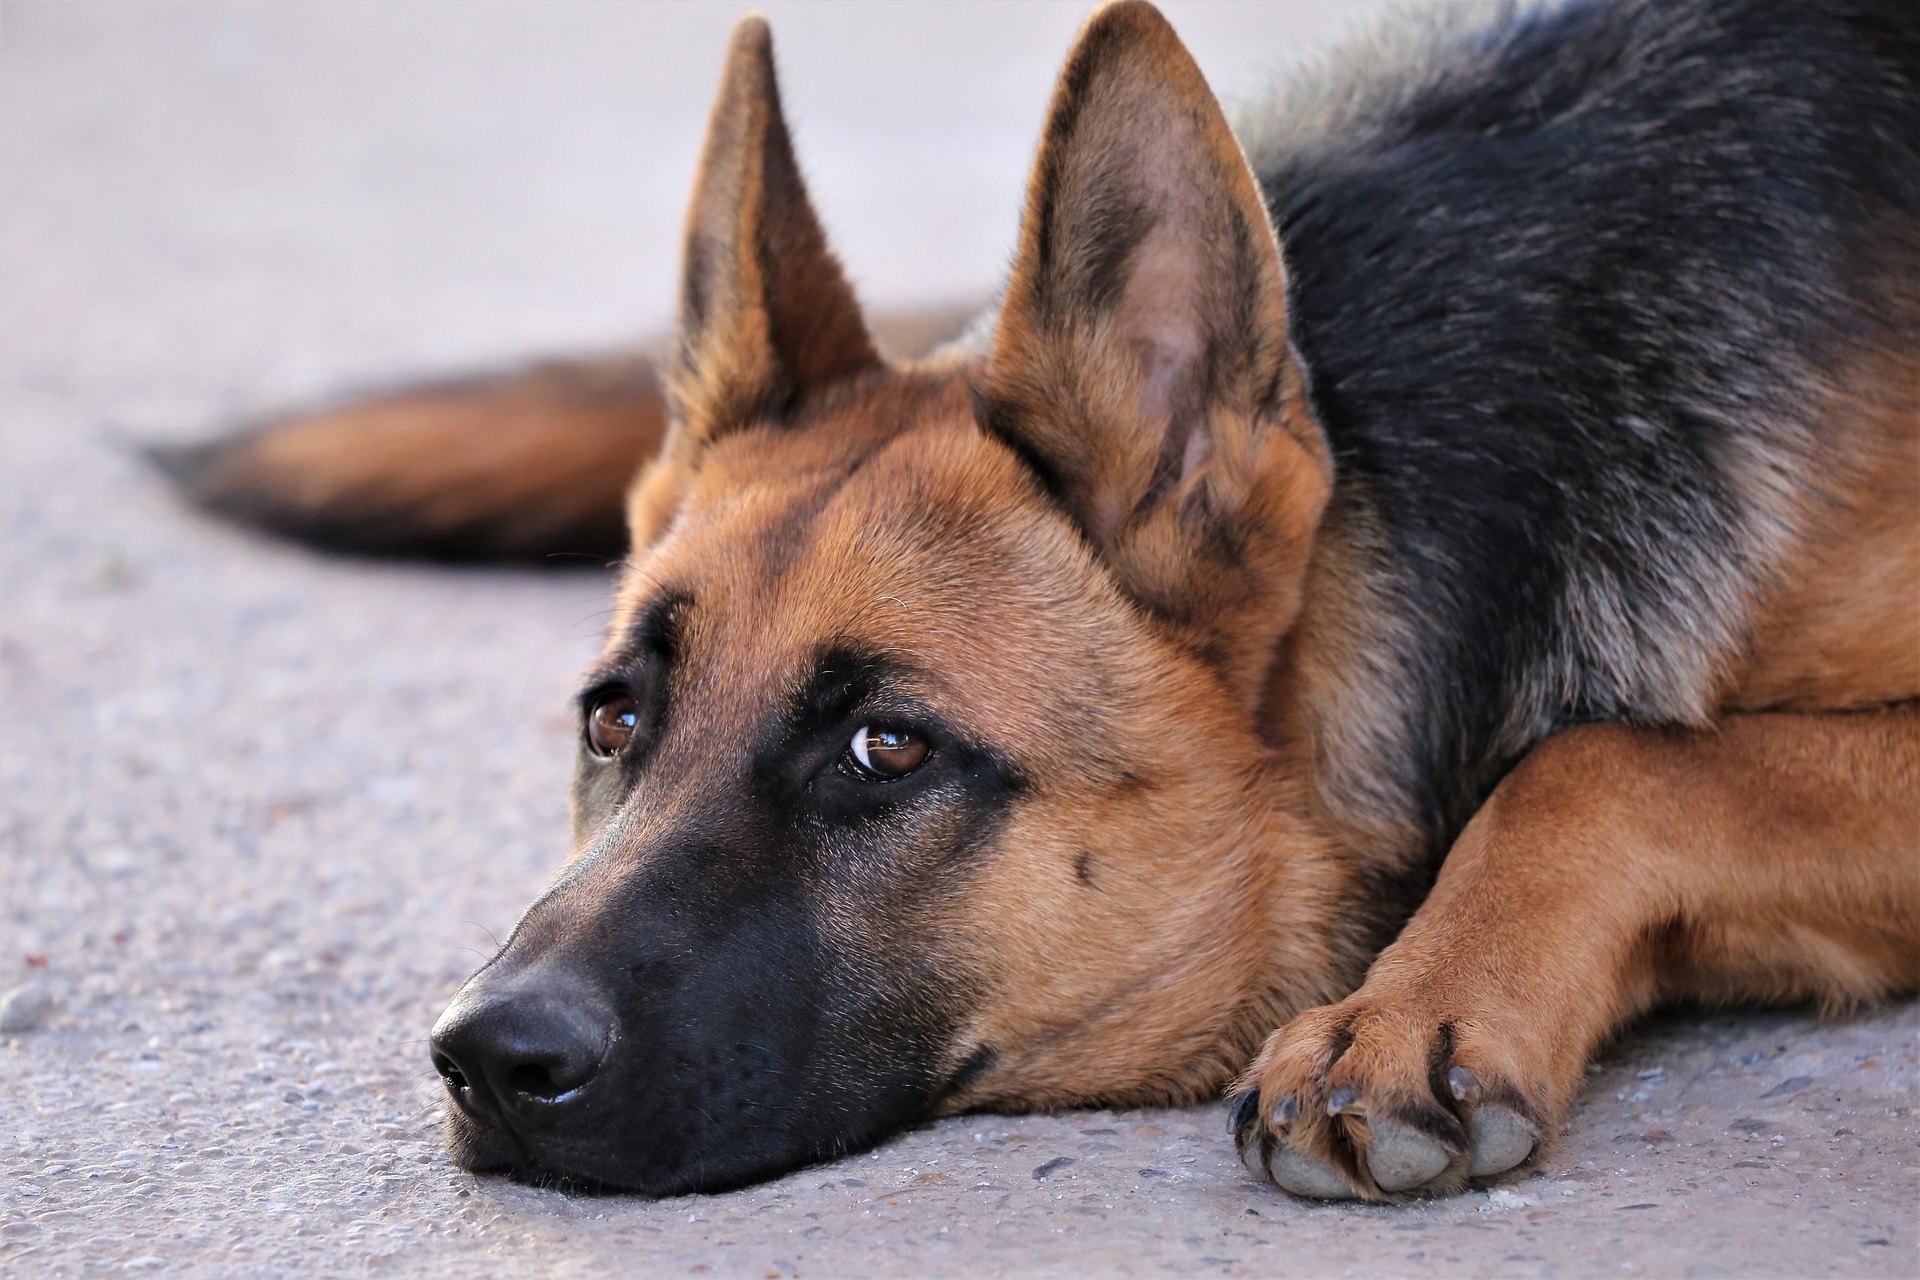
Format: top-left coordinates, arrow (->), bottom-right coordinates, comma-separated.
1326,1086 -> 1359,1116
1237,1128 -> 1268,1181
1467,1103 -> 1534,1176
1447,1065 -> 1481,1103
1234,1086 -> 1360,1201
1365,1116 -> 1453,1192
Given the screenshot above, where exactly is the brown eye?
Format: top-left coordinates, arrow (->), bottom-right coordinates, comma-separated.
585,693 -> 638,757
846,725 -> 930,780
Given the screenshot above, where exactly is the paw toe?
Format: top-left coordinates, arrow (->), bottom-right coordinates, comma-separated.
1266,1146 -> 1359,1200
1467,1103 -> 1535,1176
1364,1116 -> 1453,1192
1244,1000 -> 1555,1201
1233,1094 -> 1360,1201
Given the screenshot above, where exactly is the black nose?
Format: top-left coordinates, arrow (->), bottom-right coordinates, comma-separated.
431,984 -> 611,1130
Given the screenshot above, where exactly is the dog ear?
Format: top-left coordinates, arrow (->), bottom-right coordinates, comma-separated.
978,0 -> 1330,707
667,15 -> 880,444
629,16 -> 882,548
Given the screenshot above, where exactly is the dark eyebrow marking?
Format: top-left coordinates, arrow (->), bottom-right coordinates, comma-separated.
578,590 -> 691,698
772,644 -> 1031,793
784,647 -> 902,737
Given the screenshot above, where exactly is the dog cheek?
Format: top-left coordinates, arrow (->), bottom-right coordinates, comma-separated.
569,755 -> 627,849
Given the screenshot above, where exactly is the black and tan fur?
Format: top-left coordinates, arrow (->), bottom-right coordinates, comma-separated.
165,0 -> 1920,1200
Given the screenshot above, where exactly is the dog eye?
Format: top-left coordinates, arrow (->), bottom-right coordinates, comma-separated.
845,725 -> 930,780
585,693 -> 639,757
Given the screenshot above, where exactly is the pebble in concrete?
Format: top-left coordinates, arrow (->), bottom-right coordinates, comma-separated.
0,982 -> 52,1033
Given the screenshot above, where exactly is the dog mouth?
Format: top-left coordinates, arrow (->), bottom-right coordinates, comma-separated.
439,1095 -> 646,1194
442,1111 -> 633,1194
437,1089 -> 870,1198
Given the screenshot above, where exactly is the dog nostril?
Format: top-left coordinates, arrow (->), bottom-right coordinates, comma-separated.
509,1063 -> 565,1101
433,1052 -> 469,1091
434,988 -> 608,1123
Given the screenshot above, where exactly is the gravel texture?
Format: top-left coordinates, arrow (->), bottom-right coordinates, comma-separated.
2,3 -> 1916,1276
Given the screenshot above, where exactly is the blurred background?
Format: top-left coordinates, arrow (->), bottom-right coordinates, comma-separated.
4,1 -> 1376,416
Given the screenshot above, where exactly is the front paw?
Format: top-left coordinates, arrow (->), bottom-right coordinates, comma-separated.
1230,994 -> 1548,1201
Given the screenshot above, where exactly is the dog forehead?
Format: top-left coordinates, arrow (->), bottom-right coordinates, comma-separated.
611,404 -> 1157,735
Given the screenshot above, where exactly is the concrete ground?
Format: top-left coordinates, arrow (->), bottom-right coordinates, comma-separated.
1,3 -> 1914,1276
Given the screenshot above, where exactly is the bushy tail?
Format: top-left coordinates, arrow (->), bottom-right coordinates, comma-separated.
153,353 -> 663,564
154,305 -> 979,564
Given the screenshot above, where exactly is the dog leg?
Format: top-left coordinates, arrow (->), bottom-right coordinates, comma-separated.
1234,706 -> 1920,1200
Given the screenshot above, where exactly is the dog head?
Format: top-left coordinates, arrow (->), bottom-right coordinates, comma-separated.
432,0 -> 1352,1193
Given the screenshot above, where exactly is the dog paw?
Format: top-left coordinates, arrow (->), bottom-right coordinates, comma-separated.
1230,995 -> 1547,1201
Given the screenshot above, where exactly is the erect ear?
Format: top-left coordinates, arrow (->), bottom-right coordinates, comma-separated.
667,15 -> 880,443
978,0 -> 1330,708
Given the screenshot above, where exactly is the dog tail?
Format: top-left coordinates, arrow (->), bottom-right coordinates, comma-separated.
152,353 -> 666,564
154,305 -> 980,564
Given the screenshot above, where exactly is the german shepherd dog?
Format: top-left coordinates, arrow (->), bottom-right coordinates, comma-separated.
162,0 -> 1920,1200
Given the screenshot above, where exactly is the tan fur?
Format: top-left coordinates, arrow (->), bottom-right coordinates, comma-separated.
1263,495 -> 1432,863
1734,349 -> 1920,711
608,375 -> 1359,1112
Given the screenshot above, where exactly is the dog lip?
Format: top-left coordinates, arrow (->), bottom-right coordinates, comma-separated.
441,1100 -> 524,1175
